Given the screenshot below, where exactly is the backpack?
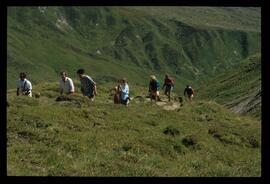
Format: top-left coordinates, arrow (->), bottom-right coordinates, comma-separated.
23,80 -> 30,95
170,78 -> 175,86
186,87 -> 193,95
156,80 -> 160,89
169,77 -> 175,86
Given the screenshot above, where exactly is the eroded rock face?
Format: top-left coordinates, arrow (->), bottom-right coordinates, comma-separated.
225,88 -> 261,115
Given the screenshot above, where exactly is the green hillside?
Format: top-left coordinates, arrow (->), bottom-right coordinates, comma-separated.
7,6 -> 261,177
7,83 -> 261,176
198,53 -> 261,119
7,7 -> 261,92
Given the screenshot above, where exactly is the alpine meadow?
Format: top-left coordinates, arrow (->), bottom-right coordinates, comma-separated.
7,6 -> 261,176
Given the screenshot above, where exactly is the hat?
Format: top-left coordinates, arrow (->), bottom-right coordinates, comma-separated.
150,75 -> 156,80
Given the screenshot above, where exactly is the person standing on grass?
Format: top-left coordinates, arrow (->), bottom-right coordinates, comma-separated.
148,75 -> 161,103
16,72 -> 32,97
184,85 -> 195,102
59,71 -> 75,95
119,78 -> 130,107
77,69 -> 97,102
162,74 -> 175,102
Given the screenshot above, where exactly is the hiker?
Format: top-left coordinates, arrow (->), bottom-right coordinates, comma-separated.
111,80 -> 121,104
148,75 -> 161,103
119,78 -> 130,107
162,74 -> 175,102
59,71 -> 75,95
184,85 -> 195,102
77,69 -> 97,102
16,72 -> 32,97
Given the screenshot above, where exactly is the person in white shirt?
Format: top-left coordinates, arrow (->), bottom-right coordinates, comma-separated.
59,71 -> 75,95
16,72 -> 32,97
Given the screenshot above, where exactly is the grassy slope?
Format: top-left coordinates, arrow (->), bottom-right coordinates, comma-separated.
7,83 -> 261,176
7,7 -> 261,93
198,53 -> 261,119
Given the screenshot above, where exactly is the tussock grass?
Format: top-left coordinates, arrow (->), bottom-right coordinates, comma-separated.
7,83 -> 261,176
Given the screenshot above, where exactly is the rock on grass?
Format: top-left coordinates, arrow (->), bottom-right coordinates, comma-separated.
247,136 -> 260,148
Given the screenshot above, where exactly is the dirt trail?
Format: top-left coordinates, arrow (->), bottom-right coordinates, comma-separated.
126,95 -> 182,111
156,101 -> 180,111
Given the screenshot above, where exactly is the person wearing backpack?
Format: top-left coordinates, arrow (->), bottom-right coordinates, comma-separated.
184,85 -> 195,102
16,72 -> 32,97
162,74 -> 174,102
149,75 -> 161,103
77,69 -> 97,102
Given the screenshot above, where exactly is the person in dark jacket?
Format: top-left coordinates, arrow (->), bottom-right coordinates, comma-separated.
184,85 -> 195,102
77,69 -> 97,102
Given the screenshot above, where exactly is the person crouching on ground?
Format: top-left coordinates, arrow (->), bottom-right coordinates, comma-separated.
119,78 -> 130,107
77,68 -> 97,102
59,71 -> 75,95
16,72 -> 32,97
149,75 -> 161,103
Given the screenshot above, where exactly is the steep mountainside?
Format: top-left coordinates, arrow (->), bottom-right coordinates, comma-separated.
198,53 -> 261,119
7,7 -> 261,91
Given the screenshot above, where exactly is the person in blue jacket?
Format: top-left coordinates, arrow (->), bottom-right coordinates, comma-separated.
119,78 -> 130,107
149,75 -> 161,103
